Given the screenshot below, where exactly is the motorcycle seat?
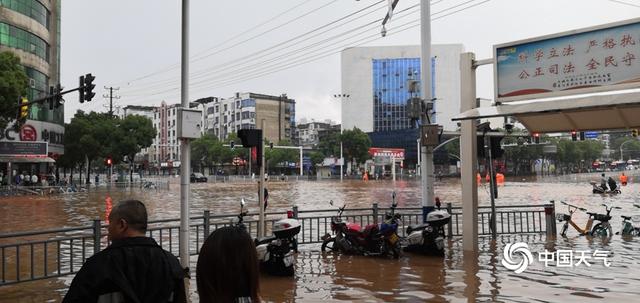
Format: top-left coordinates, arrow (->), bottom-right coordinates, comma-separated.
587,212 -> 596,216
363,224 -> 379,237
255,235 -> 277,246
406,223 -> 429,234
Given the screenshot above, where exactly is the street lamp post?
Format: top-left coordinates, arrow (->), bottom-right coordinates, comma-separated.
333,94 -> 349,181
620,140 -> 635,161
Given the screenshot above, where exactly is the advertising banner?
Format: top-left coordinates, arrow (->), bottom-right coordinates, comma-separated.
495,18 -> 640,102
368,148 -> 405,160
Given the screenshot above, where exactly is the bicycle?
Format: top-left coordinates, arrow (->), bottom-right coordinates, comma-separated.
618,204 -> 640,236
556,201 -> 620,237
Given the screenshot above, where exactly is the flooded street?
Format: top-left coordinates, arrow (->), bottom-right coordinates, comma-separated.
1,173 -> 640,302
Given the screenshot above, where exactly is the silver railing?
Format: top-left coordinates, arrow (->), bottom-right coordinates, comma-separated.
0,203 -> 553,286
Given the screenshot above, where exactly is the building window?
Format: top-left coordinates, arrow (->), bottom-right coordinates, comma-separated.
215,105 -> 219,113
0,0 -> 49,28
236,112 -> 240,121
236,101 -> 240,108
241,99 -> 256,107
0,22 -> 49,62
224,104 -> 227,112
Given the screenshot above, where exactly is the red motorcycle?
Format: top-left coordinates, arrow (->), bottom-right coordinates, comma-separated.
321,196 -> 401,259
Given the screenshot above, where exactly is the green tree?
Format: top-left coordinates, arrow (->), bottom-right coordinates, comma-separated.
611,137 -> 640,161
0,51 -> 28,129
340,127 -> 371,166
265,140 -> 298,173
318,131 -> 340,157
191,133 -> 218,173
115,114 -> 156,182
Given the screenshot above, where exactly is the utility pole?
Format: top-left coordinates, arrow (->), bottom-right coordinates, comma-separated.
419,0 -> 435,220
179,0 -> 191,296
102,86 -> 120,117
382,1 -> 435,221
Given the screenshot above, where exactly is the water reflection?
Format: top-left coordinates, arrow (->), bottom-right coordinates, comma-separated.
1,173 -> 639,302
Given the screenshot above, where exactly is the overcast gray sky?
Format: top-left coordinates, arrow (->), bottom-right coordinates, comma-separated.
60,0 -> 640,123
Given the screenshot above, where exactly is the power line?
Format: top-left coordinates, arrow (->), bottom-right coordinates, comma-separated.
123,0 -> 492,103
122,2 -> 415,96
193,0 -> 494,92
102,86 -> 121,117
119,0 -> 389,94
115,0 -> 338,86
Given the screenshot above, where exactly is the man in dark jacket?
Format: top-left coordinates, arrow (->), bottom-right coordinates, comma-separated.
63,200 -> 186,303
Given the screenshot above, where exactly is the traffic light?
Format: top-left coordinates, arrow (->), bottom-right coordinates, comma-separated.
533,133 -> 540,144
230,141 -> 235,149
83,73 -> 96,102
79,75 -> 85,103
48,86 -> 55,110
238,129 -> 262,147
106,157 -> 112,166
18,97 -> 29,123
571,130 -> 577,141
55,84 -> 64,108
579,131 -> 585,141
633,129 -> 639,137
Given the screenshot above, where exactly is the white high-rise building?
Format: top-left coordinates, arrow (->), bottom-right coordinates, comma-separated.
341,44 -> 464,133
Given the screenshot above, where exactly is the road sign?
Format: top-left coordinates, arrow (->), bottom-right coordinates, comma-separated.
584,131 -> 599,139
421,124 -> 440,146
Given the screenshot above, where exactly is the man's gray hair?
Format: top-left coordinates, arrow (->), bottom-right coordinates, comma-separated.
110,200 -> 148,232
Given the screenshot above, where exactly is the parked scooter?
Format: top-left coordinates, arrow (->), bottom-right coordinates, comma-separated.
235,199 -> 301,276
403,203 -> 451,256
321,193 -> 402,259
618,204 -> 640,236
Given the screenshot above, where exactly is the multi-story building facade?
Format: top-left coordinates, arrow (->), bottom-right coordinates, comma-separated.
149,102 -> 186,173
1,0 -> 62,179
203,92 -> 296,144
341,45 -> 464,165
296,121 -> 337,148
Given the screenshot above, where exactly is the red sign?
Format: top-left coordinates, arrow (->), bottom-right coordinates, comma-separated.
19,125 -> 37,141
368,148 -> 405,160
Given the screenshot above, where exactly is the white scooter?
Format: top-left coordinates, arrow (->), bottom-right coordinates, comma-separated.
236,199 -> 301,276
403,205 -> 451,256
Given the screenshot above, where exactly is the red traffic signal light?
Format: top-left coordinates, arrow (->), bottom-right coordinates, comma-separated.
533,133 -> 540,144
571,130 -> 577,141
106,157 -> 112,166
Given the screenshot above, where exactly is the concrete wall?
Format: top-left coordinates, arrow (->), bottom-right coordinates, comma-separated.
341,44 -> 464,132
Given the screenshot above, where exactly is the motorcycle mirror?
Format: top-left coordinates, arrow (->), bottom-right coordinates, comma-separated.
579,208 -> 587,211
241,198 -> 246,207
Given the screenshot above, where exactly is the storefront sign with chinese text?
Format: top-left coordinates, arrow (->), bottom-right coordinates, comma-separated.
495,18 -> 640,102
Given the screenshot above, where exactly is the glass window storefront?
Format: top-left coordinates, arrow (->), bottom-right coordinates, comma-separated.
0,0 -> 50,28
0,22 -> 49,62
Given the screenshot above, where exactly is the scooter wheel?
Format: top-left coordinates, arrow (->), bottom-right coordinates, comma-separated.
321,238 -> 337,252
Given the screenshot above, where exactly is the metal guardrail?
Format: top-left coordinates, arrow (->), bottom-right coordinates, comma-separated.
0,203 -> 552,286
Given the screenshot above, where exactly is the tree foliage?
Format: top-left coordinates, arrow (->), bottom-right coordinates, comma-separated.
0,52 -> 28,129
340,127 -> 371,164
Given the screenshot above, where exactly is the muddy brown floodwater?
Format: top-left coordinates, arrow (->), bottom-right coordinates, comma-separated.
1,172 -> 640,302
